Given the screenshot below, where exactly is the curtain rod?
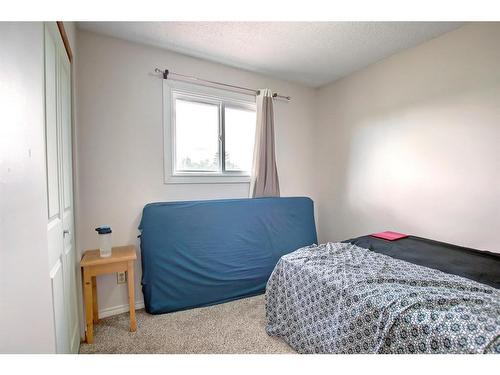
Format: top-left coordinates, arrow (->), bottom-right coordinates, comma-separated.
154,68 -> 291,101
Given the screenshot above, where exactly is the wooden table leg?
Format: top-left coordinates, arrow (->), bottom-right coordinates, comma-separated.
83,268 -> 94,343
127,260 -> 137,332
92,276 -> 99,324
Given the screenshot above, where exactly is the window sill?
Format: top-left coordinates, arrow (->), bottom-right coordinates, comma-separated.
165,174 -> 251,185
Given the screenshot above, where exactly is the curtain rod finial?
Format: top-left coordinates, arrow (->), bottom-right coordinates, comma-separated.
155,68 -> 169,80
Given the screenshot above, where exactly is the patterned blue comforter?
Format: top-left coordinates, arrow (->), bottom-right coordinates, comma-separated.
265,242 -> 500,354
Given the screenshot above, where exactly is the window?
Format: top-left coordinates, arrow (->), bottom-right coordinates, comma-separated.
164,80 -> 256,184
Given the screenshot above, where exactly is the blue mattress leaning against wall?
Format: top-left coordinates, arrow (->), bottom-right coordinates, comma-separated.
139,197 -> 318,314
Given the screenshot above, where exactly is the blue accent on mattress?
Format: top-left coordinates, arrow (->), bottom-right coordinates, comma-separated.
139,197 -> 317,314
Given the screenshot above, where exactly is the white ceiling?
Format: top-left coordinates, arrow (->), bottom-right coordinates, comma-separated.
77,22 -> 464,87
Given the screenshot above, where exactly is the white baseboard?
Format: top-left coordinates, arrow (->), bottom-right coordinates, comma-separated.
98,300 -> 145,319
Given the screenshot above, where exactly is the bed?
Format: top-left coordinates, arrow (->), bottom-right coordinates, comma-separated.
266,236 -> 500,354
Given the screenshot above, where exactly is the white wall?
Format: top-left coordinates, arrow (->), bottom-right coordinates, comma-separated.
0,22 -> 56,353
75,30 -> 319,315
315,23 -> 500,252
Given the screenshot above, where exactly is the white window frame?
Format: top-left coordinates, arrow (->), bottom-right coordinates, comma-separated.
163,79 -> 256,184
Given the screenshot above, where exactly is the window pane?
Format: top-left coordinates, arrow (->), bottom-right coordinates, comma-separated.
175,98 -> 219,172
224,107 -> 256,172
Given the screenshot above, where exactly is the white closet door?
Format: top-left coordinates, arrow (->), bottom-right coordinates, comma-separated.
59,44 -> 80,354
45,22 -> 79,354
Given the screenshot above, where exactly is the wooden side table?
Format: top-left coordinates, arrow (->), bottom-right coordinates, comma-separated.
80,245 -> 137,344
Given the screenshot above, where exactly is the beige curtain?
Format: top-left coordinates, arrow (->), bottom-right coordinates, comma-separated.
250,89 -> 280,198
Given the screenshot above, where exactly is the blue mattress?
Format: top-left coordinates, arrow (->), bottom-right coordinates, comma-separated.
139,197 -> 317,314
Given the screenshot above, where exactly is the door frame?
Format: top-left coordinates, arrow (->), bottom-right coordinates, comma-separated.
56,22 -> 73,63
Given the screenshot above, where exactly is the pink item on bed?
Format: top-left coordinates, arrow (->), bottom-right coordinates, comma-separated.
370,231 -> 409,241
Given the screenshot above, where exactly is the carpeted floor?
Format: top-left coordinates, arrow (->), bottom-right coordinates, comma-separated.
79,294 -> 295,354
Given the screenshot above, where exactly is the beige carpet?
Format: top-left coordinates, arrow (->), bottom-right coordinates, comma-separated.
79,294 -> 295,354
